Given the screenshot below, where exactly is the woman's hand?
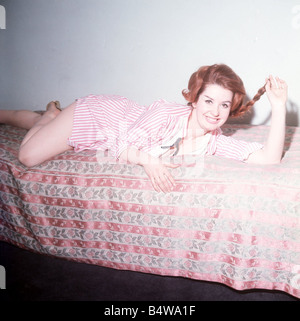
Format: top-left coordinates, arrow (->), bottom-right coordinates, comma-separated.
119,146 -> 179,193
265,75 -> 288,110
142,160 -> 179,193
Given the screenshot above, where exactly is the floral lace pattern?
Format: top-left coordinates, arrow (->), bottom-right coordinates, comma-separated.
0,124 -> 299,298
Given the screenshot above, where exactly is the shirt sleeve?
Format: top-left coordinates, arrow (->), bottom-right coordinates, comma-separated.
207,130 -> 264,162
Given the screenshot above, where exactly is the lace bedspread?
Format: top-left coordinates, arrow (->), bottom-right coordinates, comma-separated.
0,124 -> 299,298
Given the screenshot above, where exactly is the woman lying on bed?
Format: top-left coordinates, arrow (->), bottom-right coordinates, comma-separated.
0,64 -> 288,193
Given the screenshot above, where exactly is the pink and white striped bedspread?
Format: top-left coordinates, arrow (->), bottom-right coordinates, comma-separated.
0,124 -> 299,298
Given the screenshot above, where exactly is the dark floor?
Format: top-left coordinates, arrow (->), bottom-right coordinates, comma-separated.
0,241 -> 298,301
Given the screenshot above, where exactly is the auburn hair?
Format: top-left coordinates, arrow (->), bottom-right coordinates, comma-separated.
182,64 -> 266,118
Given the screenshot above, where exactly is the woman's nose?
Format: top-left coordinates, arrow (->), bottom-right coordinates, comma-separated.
211,104 -> 220,116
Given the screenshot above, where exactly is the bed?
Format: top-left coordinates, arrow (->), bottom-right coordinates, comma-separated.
0,122 -> 299,299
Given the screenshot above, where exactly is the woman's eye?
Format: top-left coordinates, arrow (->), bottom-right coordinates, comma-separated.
222,104 -> 229,108
205,100 -> 213,104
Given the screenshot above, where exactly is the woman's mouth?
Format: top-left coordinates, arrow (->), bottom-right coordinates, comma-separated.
205,116 -> 219,124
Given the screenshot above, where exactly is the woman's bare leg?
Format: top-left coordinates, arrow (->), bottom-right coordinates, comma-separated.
0,101 -> 60,130
18,102 -> 76,167
21,102 -> 62,146
0,109 -> 42,130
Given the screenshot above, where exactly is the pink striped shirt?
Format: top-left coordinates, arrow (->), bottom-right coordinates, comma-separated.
68,95 -> 263,161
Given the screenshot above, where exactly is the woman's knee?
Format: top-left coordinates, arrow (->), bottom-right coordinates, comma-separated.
18,146 -> 40,167
17,102 -> 76,167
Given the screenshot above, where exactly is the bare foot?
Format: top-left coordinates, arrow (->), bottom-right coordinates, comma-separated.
45,101 -> 62,119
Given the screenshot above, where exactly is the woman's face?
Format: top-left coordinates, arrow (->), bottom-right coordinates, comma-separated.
191,84 -> 233,133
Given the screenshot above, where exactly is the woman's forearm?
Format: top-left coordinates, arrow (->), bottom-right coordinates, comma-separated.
247,76 -> 287,165
263,107 -> 286,163
247,107 -> 286,165
119,146 -> 152,165
119,146 -> 178,193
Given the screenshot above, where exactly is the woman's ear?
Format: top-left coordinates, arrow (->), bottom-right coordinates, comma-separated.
192,95 -> 200,109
